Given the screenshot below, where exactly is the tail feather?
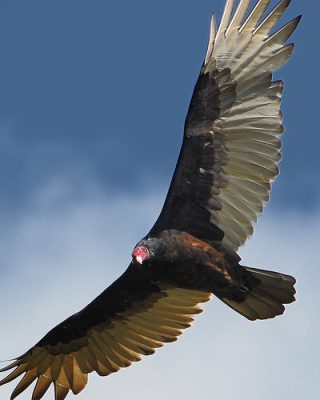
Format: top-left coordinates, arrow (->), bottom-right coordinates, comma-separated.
222,267 -> 296,321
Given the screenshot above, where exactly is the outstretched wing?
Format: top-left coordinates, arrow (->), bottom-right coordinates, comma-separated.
0,264 -> 211,399
150,0 -> 300,250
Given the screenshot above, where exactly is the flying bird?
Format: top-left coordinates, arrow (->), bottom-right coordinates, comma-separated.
0,0 -> 300,399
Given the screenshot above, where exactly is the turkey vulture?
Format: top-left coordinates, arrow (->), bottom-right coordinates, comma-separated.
0,0 -> 300,399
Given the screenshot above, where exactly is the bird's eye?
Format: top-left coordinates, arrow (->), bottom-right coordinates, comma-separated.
132,246 -> 150,265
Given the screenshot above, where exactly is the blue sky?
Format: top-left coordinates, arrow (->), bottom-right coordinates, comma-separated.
0,1 -> 319,399
0,0 -> 317,212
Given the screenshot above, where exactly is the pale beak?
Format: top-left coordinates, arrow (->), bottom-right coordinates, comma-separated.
136,255 -> 143,264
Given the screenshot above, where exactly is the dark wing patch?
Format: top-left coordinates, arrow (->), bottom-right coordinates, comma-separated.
149,68 -> 234,243
0,266 -> 211,400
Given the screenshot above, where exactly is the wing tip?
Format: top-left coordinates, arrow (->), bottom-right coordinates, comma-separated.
0,359 -> 20,374
289,14 -> 302,31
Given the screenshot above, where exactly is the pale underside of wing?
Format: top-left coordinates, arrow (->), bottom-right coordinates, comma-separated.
196,0 -> 300,250
0,287 -> 211,400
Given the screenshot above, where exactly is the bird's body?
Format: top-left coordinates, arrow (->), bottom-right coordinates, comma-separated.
134,229 -> 295,318
0,1 -> 300,399
135,230 -> 243,294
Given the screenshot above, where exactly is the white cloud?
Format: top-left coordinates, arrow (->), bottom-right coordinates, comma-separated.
0,179 -> 319,400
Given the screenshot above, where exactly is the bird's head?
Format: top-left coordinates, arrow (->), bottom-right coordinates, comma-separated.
132,238 -> 162,265
132,245 -> 151,265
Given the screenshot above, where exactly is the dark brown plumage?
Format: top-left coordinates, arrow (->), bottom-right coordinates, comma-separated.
0,1 -> 300,399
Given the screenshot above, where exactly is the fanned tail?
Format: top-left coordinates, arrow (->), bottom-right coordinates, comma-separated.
222,267 -> 296,321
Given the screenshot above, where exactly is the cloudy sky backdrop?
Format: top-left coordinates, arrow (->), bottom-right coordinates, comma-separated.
0,0 -> 319,399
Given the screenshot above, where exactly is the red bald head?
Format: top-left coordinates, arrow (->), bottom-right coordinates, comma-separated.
132,246 -> 150,265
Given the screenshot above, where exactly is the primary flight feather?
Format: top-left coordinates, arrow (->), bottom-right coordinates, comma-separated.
0,1 -> 300,399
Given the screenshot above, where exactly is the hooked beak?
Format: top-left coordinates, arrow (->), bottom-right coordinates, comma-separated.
136,255 -> 143,265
